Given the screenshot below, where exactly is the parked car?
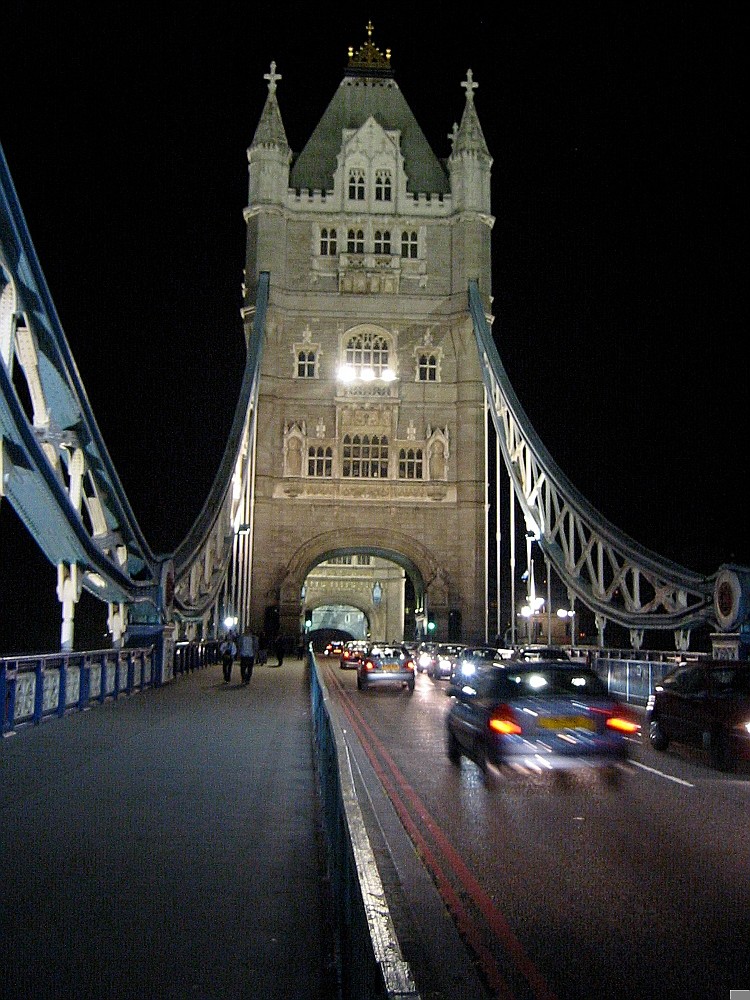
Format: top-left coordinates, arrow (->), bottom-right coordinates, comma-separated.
340,640 -> 368,669
514,644 -> 571,662
446,661 -> 639,774
323,639 -> 344,657
416,642 -> 439,674
429,643 -> 466,680
646,660 -> 750,771
450,645 -> 511,685
356,643 -> 415,693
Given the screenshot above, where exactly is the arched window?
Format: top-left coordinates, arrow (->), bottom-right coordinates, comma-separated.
345,331 -> 389,376
375,171 -> 392,202
374,230 -> 391,255
417,354 -> 437,382
342,434 -> 389,478
348,169 -> 365,200
297,351 -> 316,378
399,448 -> 423,480
347,229 -> 364,254
401,230 -> 418,259
320,228 -> 337,256
308,446 -> 333,477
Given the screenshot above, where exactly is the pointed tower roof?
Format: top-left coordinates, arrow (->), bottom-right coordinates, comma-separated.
249,61 -> 290,152
289,25 -> 449,195
451,70 -> 490,157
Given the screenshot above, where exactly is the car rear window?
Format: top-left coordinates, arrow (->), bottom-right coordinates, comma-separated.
710,668 -> 750,695
503,667 -> 608,698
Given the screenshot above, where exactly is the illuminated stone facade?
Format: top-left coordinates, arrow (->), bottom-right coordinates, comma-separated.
242,31 -> 493,648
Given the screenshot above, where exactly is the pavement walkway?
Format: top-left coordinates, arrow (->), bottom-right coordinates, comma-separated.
0,656 -> 336,1000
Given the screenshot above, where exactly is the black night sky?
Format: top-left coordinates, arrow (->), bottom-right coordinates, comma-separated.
1,3 -> 746,652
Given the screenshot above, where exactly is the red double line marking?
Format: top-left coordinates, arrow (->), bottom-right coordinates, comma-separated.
324,665 -> 559,1000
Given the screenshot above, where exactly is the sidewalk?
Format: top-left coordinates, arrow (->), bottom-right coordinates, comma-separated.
0,657 -> 336,999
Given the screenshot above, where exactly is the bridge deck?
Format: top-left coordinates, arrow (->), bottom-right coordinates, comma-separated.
0,657 -> 335,999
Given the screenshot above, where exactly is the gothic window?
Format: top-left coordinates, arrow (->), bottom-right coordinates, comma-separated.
328,555 -> 352,565
399,448 -> 423,479
401,230 -> 418,259
320,228 -> 337,256
297,351 -> 316,378
348,169 -> 365,201
342,434 -> 389,478
345,331 -> 389,376
374,230 -> 391,255
347,229 -> 365,254
307,446 -> 332,477
417,354 -> 437,382
375,171 -> 392,201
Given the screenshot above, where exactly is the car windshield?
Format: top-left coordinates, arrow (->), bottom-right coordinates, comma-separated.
481,667 -> 607,699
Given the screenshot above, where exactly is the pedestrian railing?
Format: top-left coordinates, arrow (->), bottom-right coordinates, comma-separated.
308,646 -> 421,1000
1,640 -> 220,735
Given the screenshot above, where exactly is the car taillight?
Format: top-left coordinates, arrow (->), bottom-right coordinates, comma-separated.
364,660 -> 374,671
606,714 -> 640,734
488,706 -> 522,736
405,659 -> 414,672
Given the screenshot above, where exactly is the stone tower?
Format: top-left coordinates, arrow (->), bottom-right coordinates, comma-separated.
242,27 -> 493,649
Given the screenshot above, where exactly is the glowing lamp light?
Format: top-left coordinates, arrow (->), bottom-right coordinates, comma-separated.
381,367 -> 396,381
337,364 -> 355,382
360,367 -> 375,381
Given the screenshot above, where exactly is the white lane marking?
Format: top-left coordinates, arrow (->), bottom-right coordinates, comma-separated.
631,760 -> 694,787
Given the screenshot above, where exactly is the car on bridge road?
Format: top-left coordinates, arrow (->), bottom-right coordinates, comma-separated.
450,645 -> 513,686
446,661 -> 639,775
340,640 -> 368,668
646,660 -> 750,771
356,643 -> 415,693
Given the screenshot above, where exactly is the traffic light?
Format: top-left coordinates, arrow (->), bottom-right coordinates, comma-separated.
304,609 -> 313,631
427,613 -> 436,633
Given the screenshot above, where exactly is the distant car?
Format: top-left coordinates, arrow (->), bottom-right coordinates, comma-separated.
450,645 -> 511,685
323,640 -> 344,657
514,644 -> 571,662
429,643 -> 466,680
340,640 -> 368,669
356,643 -> 415,693
646,660 -> 750,771
416,642 -> 439,674
446,661 -> 639,774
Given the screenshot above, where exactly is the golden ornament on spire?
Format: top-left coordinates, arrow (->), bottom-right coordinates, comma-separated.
347,22 -> 392,74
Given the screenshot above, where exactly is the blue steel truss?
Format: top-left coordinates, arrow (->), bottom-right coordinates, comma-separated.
0,142 -> 265,634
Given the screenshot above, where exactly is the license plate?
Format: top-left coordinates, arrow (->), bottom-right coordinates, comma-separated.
538,716 -> 595,731
382,663 -> 400,671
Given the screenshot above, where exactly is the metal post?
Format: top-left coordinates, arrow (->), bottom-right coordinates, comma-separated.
509,477 -> 516,646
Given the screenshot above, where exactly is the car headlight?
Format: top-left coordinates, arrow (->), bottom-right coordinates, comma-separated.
461,661 -> 476,676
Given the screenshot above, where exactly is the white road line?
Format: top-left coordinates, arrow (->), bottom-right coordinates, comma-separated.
631,760 -> 694,787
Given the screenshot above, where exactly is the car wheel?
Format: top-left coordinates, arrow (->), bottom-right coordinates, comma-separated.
648,718 -> 669,751
708,729 -> 733,772
446,726 -> 461,764
356,675 -> 364,690
406,680 -> 415,693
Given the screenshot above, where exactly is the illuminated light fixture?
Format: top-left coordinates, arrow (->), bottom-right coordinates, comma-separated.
361,367 -> 375,381
337,364 -> 356,382
381,367 -> 396,381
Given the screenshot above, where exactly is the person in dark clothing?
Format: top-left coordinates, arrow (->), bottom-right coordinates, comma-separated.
220,636 -> 236,683
273,635 -> 284,667
239,632 -> 257,685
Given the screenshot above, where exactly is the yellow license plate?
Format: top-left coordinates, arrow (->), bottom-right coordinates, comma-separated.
538,716 -> 595,731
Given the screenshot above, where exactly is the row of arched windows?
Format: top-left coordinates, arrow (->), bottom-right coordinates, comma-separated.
348,169 -> 392,202
319,228 -> 419,258
307,443 -> 425,479
297,347 -> 439,381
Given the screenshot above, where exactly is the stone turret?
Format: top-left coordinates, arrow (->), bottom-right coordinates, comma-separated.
448,69 -> 492,214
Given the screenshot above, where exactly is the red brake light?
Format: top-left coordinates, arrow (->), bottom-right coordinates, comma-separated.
606,715 -> 640,734
405,659 -> 414,671
364,660 -> 374,671
489,706 -> 522,736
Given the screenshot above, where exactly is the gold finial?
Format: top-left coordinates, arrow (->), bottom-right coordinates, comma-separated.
347,22 -> 392,74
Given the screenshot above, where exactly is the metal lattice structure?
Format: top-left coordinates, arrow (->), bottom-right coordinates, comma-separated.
0,142 -> 265,649
469,280 -> 749,649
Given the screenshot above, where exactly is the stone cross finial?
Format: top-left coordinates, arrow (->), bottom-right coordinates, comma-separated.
448,122 -> 459,149
264,61 -> 281,95
461,69 -> 478,102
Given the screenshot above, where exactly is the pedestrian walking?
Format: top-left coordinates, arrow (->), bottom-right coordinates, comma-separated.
220,636 -> 237,683
273,634 -> 284,667
239,631 -> 257,685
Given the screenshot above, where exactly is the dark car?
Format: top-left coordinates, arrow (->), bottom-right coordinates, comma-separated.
429,643 -> 466,680
323,639 -> 344,657
356,643 -> 415,693
514,644 -> 571,662
340,640 -> 368,669
646,660 -> 750,771
450,644 -> 512,685
446,661 -> 639,775
416,641 -> 439,674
